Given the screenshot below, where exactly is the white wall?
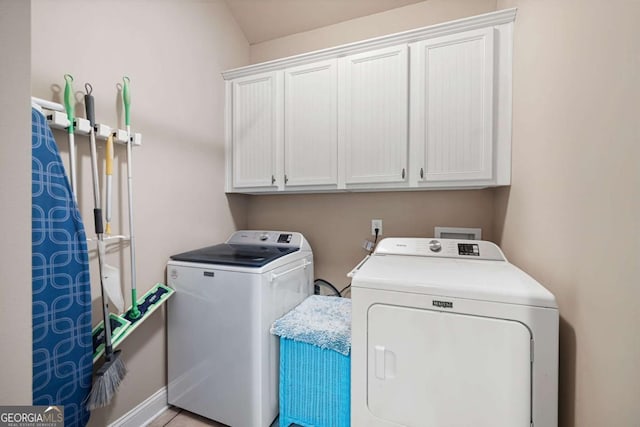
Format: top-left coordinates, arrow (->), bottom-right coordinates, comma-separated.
250,0 -> 497,63
30,0 -> 249,423
494,0 -> 640,425
0,0 -> 32,405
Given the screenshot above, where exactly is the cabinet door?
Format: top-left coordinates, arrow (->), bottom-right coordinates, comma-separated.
284,60 -> 338,187
231,72 -> 281,189
339,45 -> 408,185
413,28 -> 494,182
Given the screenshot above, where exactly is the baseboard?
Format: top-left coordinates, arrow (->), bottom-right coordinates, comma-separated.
108,386 -> 168,427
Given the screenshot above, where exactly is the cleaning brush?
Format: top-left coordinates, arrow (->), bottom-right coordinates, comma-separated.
87,350 -> 127,410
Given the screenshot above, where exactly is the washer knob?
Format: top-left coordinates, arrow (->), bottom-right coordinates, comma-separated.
429,239 -> 442,253
259,233 -> 269,241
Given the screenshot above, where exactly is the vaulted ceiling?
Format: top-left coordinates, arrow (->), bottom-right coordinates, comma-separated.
224,0 -> 426,44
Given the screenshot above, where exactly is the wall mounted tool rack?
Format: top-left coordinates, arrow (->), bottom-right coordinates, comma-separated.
32,96 -> 142,146
31,96 -> 141,243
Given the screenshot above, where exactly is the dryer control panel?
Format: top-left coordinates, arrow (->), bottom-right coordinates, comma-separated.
374,238 -> 506,261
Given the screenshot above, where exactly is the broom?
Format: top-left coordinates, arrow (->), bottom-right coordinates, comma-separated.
84,83 -> 127,409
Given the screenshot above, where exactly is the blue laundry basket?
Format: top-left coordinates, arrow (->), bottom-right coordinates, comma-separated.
279,337 -> 350,427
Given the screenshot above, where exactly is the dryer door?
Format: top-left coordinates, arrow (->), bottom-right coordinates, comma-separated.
368,304 -> 531,427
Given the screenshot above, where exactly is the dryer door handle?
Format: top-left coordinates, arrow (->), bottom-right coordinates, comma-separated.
374,345 -> 397,380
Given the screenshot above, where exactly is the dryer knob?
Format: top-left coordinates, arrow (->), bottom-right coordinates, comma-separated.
429,239 -> 442,253
260,233 -> 269,241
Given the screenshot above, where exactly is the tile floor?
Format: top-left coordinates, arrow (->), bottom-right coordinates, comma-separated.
148,407 -> 281,427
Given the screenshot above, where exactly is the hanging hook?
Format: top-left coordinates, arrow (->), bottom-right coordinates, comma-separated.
85,82 -> 93,95
123,76 -> 130,84
64,74 -> 74,83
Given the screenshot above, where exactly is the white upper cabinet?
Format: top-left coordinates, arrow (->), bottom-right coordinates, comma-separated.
230,71 -> 281,189
223,9 -> 516,193
284,60 -> 338,188
339,45 -> 408,186
410,28 -> 496,184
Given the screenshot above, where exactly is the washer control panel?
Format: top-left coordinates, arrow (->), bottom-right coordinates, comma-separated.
227,230 -> 300,247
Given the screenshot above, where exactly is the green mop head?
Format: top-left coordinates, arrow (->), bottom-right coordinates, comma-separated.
87,350 -> 127,410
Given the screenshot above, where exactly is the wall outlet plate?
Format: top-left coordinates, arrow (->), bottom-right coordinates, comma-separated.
371,219 -> 383,236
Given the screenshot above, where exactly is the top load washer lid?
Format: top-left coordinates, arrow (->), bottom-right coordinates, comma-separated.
352,238 -> 557,308
170,244 -> 299,267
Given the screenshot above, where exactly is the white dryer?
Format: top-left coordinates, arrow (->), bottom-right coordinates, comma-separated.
350,238 -> 558,427
167,230 -> 313,427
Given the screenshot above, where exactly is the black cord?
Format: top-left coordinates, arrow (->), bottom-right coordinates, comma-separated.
314,278 -> 341,297
339,283 -> 351,296
372,227 -> 380,252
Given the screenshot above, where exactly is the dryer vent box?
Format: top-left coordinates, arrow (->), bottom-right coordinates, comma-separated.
435,227 -> 482,240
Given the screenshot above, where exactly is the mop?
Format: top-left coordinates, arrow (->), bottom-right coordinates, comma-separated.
122,76 -> 141,321
90,77 -> 174,362
90,129 -> 130,363
85,84 -> 127,410
120,76 -> 175,328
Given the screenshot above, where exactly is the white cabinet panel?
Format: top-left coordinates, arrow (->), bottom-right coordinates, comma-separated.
224,10 -> 515,193
368,304 -> 531,427
339,45 -> 408,185
284,60 -> 338,187
231,72 -> 281,189
412,28 -> 495,183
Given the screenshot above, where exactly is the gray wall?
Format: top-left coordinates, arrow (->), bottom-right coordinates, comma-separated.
0,0 -> 32,405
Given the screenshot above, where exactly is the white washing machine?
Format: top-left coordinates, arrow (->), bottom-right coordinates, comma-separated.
350,238 -> 558,427
167,230 -> 313,427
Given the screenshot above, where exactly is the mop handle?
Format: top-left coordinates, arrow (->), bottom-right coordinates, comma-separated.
123,76 -> 140,316
105,135 -> 113,235
126,130 -> 137,295
63,74 -> 77,197
64,75 -> 75,133
84,84 -> 101,213
123,76 -> 131,127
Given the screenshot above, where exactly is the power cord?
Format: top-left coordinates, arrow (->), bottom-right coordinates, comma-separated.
314,278 -> 353,297
314,278 -> 341,296
314,229 -> 379,297
339,283 -> 351,296
369,227 -> 380,253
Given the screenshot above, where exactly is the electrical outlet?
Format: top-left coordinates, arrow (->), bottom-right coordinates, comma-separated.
371,219 -> 383,236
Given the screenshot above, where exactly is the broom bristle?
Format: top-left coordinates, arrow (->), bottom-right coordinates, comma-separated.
87,350 -> 127,410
